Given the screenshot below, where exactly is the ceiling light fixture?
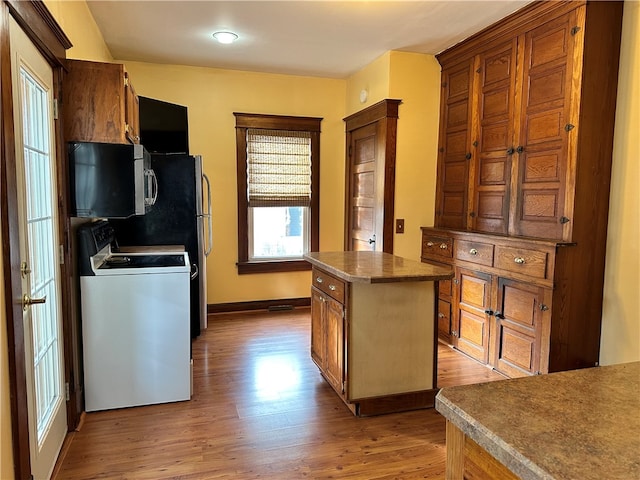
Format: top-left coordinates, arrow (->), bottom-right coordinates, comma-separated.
212,31 -> 238,44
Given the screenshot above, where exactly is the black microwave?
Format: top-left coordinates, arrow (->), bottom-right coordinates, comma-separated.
69,142 -> 157,218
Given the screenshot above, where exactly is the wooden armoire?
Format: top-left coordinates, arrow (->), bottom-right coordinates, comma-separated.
421,0 -> 624,378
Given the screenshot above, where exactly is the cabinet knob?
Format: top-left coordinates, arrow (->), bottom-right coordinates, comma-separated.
495,312 -> 505,319
484,309 -> 494,316
316,277 -> 323,283
439,243 -> 448,250
469,248 -> 478,256
465,152 -> 472,160
539,304 -> 549,311
507,147 -> 515,155
427,242 -> 434,247
514,257 -> 526,264
438,312 -> 445,318
329,285 -> 336,291
516,145 -> 524,154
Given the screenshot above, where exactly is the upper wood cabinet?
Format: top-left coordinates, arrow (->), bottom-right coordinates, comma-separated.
434,1 -> 623,242
62,59 -> 140,144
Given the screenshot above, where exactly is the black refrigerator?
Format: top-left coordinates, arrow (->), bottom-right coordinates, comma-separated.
110,154 -> 212,338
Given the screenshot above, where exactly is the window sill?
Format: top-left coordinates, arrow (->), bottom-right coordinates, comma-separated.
237,259 -> 311,275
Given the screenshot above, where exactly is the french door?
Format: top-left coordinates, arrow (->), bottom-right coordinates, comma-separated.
9,16 -> 67,480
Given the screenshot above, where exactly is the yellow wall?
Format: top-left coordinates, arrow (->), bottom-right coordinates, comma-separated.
600,0 -> 640,365
345,51 -> 391,115
122,62 -> 346,303
43,0 -> 113,62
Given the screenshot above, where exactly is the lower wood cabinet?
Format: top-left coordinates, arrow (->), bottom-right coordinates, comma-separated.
309,265 -> 440,415
422,227 -> 594,378
311,285 -> 345,396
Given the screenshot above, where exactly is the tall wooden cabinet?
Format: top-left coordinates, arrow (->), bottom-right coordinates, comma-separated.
62,59 -> 140,144
425,1 -> 623,378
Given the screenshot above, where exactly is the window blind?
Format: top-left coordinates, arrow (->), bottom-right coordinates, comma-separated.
246,128 -> 312,207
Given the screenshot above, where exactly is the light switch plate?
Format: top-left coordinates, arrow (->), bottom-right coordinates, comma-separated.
396,219 -> 405,234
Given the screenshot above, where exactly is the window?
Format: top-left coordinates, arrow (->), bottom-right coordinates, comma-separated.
235,113 -> 321,274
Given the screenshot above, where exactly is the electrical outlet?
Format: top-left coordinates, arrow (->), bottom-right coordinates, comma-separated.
396,219 -> 405,234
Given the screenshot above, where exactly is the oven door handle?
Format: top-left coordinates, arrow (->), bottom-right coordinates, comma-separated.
190,263 -> 198,281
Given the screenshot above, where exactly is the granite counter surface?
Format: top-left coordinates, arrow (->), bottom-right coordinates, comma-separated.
304,251 -> 453,283
436,362 -> 640,480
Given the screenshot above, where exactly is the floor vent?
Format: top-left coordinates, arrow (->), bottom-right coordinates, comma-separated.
268,304 -> 294,312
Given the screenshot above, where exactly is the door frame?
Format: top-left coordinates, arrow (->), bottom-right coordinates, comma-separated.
343,99 -> 401,254
1,2 -> 72,479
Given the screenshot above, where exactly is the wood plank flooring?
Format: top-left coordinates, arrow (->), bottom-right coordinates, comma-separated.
54,309 -> 504,480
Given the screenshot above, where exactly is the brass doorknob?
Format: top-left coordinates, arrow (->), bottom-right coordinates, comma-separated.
22,294 -> 46,311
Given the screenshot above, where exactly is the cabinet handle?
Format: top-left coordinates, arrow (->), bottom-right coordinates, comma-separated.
484,309 -> 494,316
539,304 -> 549,311
438,312 -> 445,318
329,285 -> 336,291
439,243 -> 448,250
514,257 -> 526,264
495,312 -> 505,319
469,248 -> 478,256
427,241 -> 434,247
316,277 -> 323,283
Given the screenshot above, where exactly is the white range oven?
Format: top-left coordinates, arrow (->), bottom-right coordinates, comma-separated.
77,220 -> 191,412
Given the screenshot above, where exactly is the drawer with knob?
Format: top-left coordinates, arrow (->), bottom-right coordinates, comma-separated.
421,234 -> 453,261
312,267 -> 346,303
494,246 -> 549,279
455,240 -> 494,267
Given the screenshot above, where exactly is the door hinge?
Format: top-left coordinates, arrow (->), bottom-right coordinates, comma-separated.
59,244 -> 64,265
570,26 -> 581,36
52,98 -> 58,120
65,382 -> 70,401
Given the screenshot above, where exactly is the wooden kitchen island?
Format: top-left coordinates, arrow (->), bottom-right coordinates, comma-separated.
436,362 -> 640,480
304,251 -> 453,416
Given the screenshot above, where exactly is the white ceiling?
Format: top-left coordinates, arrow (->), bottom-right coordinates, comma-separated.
86,0 -> 534,79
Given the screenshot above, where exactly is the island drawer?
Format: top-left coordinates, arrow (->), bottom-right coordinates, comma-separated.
312,267 -> 345,303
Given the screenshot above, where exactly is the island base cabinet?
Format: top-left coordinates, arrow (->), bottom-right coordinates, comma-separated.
309,266 -> 440,416
445,421 -> 519,480
310,286 -> 345,398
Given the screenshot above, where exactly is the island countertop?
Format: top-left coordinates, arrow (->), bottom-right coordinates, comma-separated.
436,362 -> 640,480
304,251 -> 453,283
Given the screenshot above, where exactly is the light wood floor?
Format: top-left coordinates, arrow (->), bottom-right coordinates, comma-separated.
54,309 -> 504,480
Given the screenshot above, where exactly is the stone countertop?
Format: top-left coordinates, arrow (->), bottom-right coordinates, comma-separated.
436,362 -> 640,480
304,251 -> 453,283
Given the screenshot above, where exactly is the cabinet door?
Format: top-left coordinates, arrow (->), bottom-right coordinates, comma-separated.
125,72 -> 140,144
324,296 -> 345,395
471,40 -> 517,235
492,278 -> 550,377
454,268 -> 492,363
310,287 -> 325,370
437,298 -> 452,343
512,11 -> 576,239
435,59 -> 474,230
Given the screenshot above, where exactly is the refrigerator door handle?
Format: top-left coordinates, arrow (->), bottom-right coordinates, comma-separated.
190,263 -> 199,281
203,173 -> 213,256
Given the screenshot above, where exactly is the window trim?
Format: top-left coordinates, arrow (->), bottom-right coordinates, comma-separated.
234,113 -> 321,274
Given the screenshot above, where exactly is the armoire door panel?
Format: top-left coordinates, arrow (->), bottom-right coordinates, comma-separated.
480,123 -> 510,152
528,18 -> 571,69
521,150 -> 561,182
447,67 -> 472,99
447,100 -> 470,129
443,162 -> 468,187
482,90 -> 510,119
502,284 -> 537,328
527,67 -> 567,108
520,190 -> 559,219
483,50 -> 513,85
479,158 -> 508,184
445,130 -> 468,156
524,110 -> 564,145
442,193 -> 465,217
459,273 -> 490,309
